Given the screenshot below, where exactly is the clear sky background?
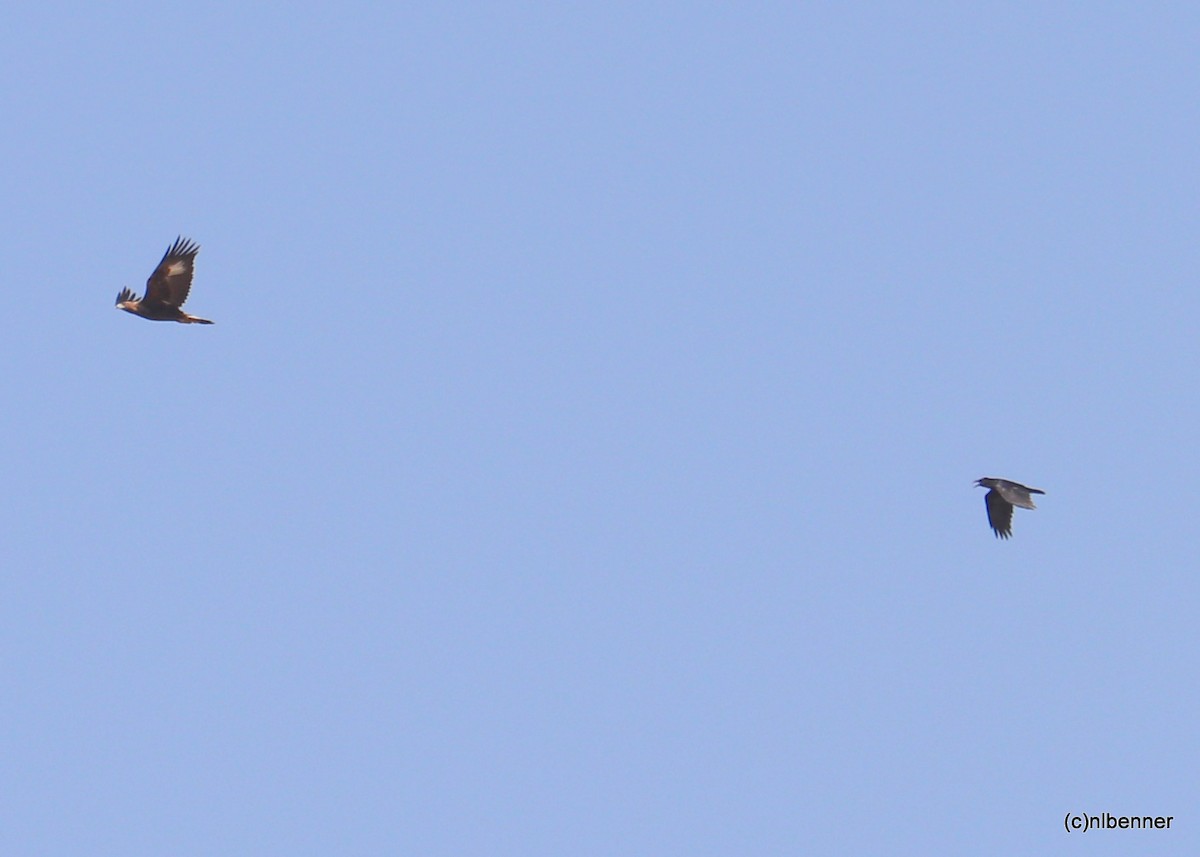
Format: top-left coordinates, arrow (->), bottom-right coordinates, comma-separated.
1,3 -> 1195,854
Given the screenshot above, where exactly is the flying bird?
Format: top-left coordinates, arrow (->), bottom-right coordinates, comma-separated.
115,236 -> 213,324
975,477 -> 1044,539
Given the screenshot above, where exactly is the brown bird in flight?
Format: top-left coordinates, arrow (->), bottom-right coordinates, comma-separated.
115,236 -> 213,324
975,477 -> 1044,539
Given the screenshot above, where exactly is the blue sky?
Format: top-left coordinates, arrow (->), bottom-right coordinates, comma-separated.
1,2 -> 1196,853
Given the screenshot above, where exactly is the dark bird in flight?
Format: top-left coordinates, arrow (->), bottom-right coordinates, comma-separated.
975,477 -> 1044,539
115,236 -> 213,324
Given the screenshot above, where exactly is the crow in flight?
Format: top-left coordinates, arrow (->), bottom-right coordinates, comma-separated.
975,477 -> 1044,539
115,236 -> 213,324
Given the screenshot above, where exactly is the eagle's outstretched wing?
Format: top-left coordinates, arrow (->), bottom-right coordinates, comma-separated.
143,236 -> 199,309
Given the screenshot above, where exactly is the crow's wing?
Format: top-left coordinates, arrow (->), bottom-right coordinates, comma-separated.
994,481 -> 1038,510
984,490 -> 1014,539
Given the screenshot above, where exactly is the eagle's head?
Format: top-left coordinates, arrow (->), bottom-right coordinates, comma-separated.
115,288 -> 138,313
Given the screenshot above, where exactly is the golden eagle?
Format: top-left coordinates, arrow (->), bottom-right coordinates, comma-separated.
115,237 -> 213,324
